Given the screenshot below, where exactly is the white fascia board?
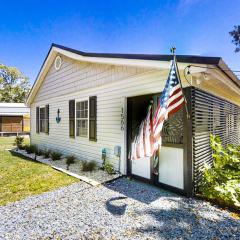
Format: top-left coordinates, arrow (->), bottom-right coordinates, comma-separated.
55,47 -> 190,70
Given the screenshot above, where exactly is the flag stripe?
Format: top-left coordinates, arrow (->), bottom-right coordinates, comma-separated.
168,97 -> 184,115
168,94 -> 184,108
168,100 -> 185,117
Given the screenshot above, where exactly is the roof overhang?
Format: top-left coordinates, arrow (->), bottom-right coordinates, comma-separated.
27,43 -> 240,105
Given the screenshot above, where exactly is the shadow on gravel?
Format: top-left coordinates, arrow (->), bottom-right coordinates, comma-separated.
104,177 -> 178,204
134,207 -> 240,239
106,196 -> 128,216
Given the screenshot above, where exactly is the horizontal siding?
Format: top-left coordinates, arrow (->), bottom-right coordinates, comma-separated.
35,55 -> 153,102
31,57 -> 167,172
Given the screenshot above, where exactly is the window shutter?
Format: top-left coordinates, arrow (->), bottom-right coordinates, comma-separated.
36,107 -> 39,133
89,96 -> 97,141
45,104 -> 49,134
69,100 -> 75,138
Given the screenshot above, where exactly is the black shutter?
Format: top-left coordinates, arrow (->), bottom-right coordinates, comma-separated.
36,107 -> 39,133
89,96 -> 97,141
45,104 -> 49,134
69,100 -> 75,138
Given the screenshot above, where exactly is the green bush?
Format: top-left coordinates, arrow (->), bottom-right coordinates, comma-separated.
14,136 -> 25,150
66,155 -> 76,169
80,160 -> 97,171
199,134 -> 240,210
43,149 -> 51,158
50,151 -> 62,161
103,161 -> 115,174
25,145 -> 37,154
35,147 -> 44,156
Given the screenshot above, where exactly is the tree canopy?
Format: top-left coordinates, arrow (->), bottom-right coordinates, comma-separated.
0,63 -> 31,103
229,25 -> 240,53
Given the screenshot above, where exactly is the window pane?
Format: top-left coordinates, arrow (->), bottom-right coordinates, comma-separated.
76,101 -> 88,137
76,102 -> 80,110
40,107 -> 46,133
76,119 -> 88,137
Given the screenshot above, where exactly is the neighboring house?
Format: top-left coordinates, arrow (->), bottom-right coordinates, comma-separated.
27,44 -> 240,196
0,103 -> 30,136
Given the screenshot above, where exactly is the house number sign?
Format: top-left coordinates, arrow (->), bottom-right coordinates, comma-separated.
56,109 -> 61,123
121,107 -> 124,131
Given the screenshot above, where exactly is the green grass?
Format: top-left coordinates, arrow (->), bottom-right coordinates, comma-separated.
0,137 -> 78,206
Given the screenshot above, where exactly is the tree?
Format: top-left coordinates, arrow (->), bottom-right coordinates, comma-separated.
229,25 -> 240,52
0,63 -> 31,103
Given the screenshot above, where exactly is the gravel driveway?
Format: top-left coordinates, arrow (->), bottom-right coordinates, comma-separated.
0,178 -> 239,240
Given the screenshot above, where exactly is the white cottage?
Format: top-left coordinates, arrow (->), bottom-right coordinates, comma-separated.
27,44 -> 240,195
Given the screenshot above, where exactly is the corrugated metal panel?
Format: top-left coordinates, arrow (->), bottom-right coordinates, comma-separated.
0,103 -> 30,116
192,87 -> 240,191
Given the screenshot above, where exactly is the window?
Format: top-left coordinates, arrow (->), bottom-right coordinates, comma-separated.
40,107 -> 46,133
76,100 -> 88,137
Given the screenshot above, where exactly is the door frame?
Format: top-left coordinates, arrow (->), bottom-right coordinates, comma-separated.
125,88 -> 194,196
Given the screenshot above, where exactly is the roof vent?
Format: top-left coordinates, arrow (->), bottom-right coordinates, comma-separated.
54,56 -> 62,70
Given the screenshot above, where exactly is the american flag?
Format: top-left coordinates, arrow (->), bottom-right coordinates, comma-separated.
153,59 -> 185,151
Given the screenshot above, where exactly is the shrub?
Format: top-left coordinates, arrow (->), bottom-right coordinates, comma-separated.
35,148 -> 44,156
103,161 -> 115,174
14,136 -> 24,150
25,145 -> 37,154
66,155 -> 76,170
43,149 -> 51,158
199,134 -> 240,209
66,155 -> 76,166
80,160 -> 97,171
50,151 -> 62,161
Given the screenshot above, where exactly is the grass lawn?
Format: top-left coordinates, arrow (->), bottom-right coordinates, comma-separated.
0,137 -> 78,206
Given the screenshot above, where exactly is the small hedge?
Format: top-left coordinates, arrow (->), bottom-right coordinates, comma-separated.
14,136 -> 25,150
35,148 -> 44,156
66,155 -> 76,170
25,145 -> 37,154
199,134 -> 240,210
103,161 -> 115,175
43,149 -> 51,158
50,151 -> 62,161
80,160 -> 97,171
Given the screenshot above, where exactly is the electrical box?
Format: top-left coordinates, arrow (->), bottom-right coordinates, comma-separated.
114,145 -> 121,157
101,148 -> 107,160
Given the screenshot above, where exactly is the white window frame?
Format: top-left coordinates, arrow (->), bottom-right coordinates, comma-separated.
39,105 -> 46,134
75,99 -> 89,138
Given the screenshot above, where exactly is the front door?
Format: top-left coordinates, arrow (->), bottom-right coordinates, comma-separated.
127,94 -> 153,181
127,93 -> 185,189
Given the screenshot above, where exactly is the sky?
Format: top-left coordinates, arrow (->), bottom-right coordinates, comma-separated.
0,0 -> 240,84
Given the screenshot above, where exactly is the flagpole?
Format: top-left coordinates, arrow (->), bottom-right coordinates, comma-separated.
170,47 -> 190,119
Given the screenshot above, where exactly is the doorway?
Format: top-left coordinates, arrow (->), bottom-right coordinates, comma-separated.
127,93 -> 185,191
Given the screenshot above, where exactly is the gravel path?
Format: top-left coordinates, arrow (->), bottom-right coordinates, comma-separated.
0,178 -> 239,240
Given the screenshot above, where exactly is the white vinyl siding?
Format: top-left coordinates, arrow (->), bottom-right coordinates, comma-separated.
30,55 -> 168,173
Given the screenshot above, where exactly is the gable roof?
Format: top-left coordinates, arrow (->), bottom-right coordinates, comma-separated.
27,43 -> 240,104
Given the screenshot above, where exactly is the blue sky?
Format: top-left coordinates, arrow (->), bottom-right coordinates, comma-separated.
0,0 -> 239,84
